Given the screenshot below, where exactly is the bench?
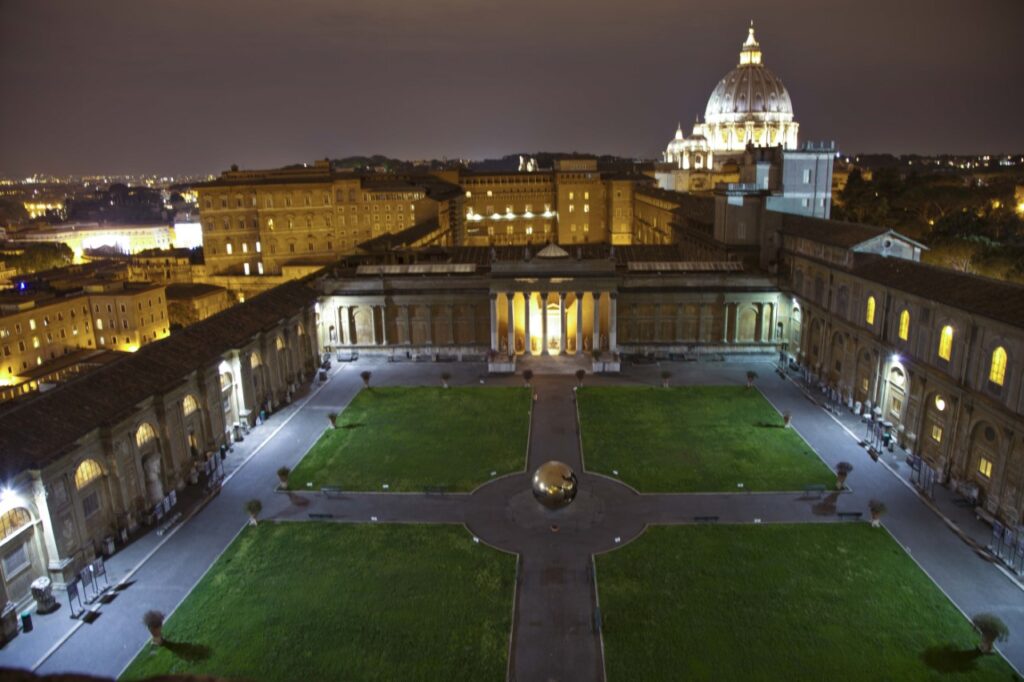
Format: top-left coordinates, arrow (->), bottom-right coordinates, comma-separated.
320,486 -> 343,498
837,511 -> 863,521
308,512 -> 335,520
423,486 -> 448,496
803,484 -> 828,499
694,515 -> 720,523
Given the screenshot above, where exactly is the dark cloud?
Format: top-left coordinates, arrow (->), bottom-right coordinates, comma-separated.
1,0 -> 1021,175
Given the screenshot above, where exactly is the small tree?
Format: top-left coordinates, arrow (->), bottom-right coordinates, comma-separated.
245,499 -> 263,526
143,610 -> 165,645
782,411 -> 792,428
575,369 -> 586,387
276,466 -> 290,488
523,369 -> 534,387
440,372 -> 451,389
661,370 -> 672,388
360,370 -> 372,388
972,613 -> 1009,654
835,461 -> 853,490
868,499 -> 887,528
746,370 -> 759,388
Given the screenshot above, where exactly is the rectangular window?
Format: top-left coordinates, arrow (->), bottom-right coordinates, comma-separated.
978,457 -> 993,478
931,424 -> 943,443
1,543 -> 29,578
802,169 -> 812,183
82,491 -> 100,518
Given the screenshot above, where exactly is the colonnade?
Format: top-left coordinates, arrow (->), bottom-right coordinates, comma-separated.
489,291 -> 616,356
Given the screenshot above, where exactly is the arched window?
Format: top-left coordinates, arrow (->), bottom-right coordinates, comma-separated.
0,508 -> 31,542
135,423 -> 156,448
898,310 -> 910,341
250,352 -> 263,369
275,336 -> 286,351
182,395 -> 199,416
220,372 -> 233,390
74,459 -> 103,490
990,346 -> 1008,386
938,325 -> 954,361
865,296 -> 876,325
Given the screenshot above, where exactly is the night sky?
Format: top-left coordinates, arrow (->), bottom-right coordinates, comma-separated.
1,0 -> 1022,176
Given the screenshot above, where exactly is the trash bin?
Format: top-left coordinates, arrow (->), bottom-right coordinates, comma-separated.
20,610 -> 32,633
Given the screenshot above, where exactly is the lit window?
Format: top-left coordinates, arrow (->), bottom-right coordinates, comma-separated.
931,424 -> 943,443
865,296 -> 876,325
225,243 -> 233,255
74,459 -> 103,489
979,457 -> 993,478
243,263 -> 251,276
584,204 -> 590,213
937,325 -> 953,361
934,395 -> 946,411
257,262 -> 264,275
255,241 -> 261,253
0,507 -> 31,541
989,346 -> 1007,386
898,310 -> 910,341
242,243 -> 248,253
29,319 -> 36,331
135,423 -> 156,448
183,395 -> 199,416
569,192 -> 574,200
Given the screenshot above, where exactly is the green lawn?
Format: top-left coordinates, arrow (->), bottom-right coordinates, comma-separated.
121,523 -> 516,681
578,386 -> 833,492
289,387 -> 531,492
596,524 -> 1018,681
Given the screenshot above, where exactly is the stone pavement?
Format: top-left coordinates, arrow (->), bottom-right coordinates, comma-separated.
1,358 -> 1023,680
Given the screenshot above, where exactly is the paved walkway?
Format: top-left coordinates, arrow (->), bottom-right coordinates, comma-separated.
2,358 -> 1023,680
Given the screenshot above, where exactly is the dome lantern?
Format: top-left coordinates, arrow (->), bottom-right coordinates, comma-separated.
739,21 -> 762,66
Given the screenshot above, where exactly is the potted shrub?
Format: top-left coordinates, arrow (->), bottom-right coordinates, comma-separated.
868,499 -> 887,527
746,370 -> 759,388
834,461 -> 853,490
327,412 -> 338,428
143,610 -> 165,646
523,369 -> 534,387
276,466 -> 290,489
575,369 -> 586,387
782,411 -> 792,428
441,372 -> 451,389
972,613 -> 1009,654
661,370 -> 672,388
245,499 -> 263,526
360,370 -> 372,388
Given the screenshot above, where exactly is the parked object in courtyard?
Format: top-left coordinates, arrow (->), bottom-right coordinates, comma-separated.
868,499 -> 887,528
360,370 -> 372,388
246,499 -> 263,526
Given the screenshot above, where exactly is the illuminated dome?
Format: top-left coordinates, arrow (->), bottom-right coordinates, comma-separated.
697,24 -> 799,153
665,124 -> 687,157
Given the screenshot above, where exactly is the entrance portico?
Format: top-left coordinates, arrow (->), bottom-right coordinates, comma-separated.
491,289 -> 617,356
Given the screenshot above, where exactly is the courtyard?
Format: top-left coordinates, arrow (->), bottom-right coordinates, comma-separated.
287,386 -> 531,492
120,523 -> 516,681
7,362 -> 1022,682
597,524 -> 1019,681
577,385 -> 834,492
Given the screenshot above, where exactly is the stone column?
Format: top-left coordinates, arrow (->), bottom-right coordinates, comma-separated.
609,293 -> 618,351
524,293 -> 532,355
425,304 -> 433,346
338,306 -> 349,345
507,294 -> 515,355
541,292 -> 549,355
722,303 -> 730,343
401,305 -> 411,345
370,306 -> 379,345
559,292 -> 567,354
592,292 -> 601,352
379,305 -> 388,345
575,293 -> 583,355
489,294 -> 498,352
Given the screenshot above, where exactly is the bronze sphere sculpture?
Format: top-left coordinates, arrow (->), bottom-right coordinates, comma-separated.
531,460 -> 578,509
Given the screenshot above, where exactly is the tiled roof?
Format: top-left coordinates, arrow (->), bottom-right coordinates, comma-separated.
853,256 -> 1024,330
779,213 -> 887,248
0,280 -> 317,477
